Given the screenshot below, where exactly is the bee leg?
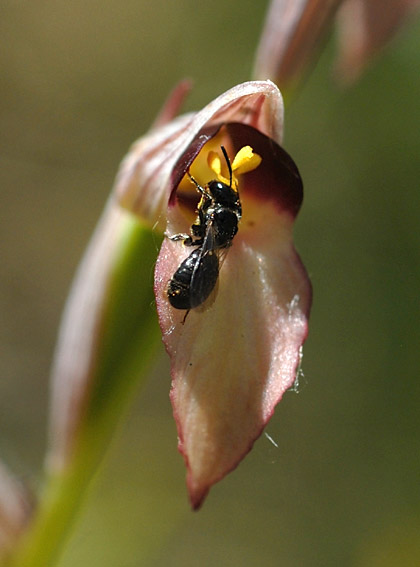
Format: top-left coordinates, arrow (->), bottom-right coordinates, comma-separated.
169,233 -> 189,241
169,233 -> 205,247
181,309 -> 191,324
187,173 -> 208,197
169,233 -> 194,246
191,221 -> 204,238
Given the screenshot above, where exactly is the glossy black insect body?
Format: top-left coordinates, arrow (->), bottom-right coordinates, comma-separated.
167,248 -> 219,310
167,146 -> 240,311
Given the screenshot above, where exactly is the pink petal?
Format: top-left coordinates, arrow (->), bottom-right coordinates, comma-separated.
254,0 -> 419,89
155,206 -> 311,509
151,79 -> 193,130
253,0 -> 342,89
335,0 -> 420,83
114,81 -> 284,229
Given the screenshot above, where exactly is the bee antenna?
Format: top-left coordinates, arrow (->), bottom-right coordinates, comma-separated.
221,146 -> 233,188
187,170 -> 208,197
187,171 -> 201,190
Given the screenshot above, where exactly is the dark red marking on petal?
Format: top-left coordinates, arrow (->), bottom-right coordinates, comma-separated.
168,122 -> 302,218
226,122 -> 303,217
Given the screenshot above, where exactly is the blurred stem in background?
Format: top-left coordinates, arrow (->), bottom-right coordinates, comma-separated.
4,203 -> 162,566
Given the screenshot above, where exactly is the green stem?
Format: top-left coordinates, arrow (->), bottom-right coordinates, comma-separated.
7,321 -> 160,567
5,210 -> 163,566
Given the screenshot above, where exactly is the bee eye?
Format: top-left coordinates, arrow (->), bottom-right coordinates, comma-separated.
208,180 -> 226,195
208,181 -> 234,205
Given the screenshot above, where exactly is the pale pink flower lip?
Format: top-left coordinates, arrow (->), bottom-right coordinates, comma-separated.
154,120 -> 311,509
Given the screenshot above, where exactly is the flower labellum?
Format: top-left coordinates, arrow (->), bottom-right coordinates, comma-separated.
116,81 -> 312,509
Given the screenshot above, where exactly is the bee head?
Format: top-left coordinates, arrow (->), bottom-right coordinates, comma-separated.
207,180 -> 240,208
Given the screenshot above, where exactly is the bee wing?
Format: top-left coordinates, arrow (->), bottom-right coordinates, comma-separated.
201,217 -> 234,270
189,223 -> 220,309
199,247 -> 232,312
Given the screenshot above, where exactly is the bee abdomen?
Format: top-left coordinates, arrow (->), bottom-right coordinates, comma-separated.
167,248 -> 219,310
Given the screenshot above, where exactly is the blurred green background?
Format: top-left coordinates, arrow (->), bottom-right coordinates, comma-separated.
1,1 -> 420,566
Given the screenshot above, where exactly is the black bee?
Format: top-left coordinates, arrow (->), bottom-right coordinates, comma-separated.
167,146 -> 241,311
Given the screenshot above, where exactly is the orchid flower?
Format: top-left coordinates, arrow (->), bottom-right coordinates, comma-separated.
335,0 -> 420,83
253,0 -> 419,90
116,80 -> 312,508
8,81 -> 311,567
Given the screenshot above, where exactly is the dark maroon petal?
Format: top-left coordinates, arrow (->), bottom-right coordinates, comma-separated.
227,122 -> 303,217
169,123 -> 303,218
